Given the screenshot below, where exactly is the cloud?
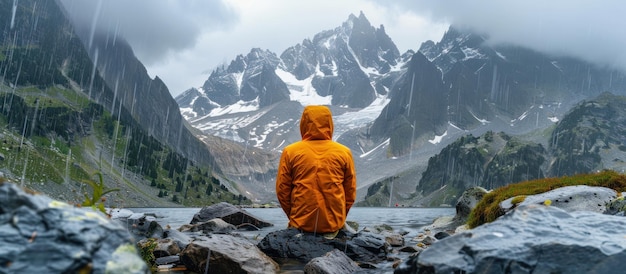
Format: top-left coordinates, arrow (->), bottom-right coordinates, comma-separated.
60,1 -> 626,96
59,0 -> 238,65
373,0 -> 626,71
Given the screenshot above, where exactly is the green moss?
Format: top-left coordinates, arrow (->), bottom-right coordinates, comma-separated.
467,170 -> 626,228
510,195 -> 526,205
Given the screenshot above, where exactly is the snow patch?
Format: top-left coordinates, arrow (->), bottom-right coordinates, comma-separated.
206,98 -> 259,117
495,51 -> 507,60
333,93 -> 390,139
461,47 -> 485,60
360,138 -> 390,158
428,130 -> 448,145
276,68 -> 332,106
469,110 -> 490,125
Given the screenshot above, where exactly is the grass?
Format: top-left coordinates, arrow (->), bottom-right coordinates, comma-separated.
14,86 -> 90,110
467,169 -> 626,228
80,172 -> 119,214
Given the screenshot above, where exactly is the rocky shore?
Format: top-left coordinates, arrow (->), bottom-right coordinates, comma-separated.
3,179 -> 626,273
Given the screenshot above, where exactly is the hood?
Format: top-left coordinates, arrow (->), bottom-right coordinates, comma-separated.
300,105 -> 334,141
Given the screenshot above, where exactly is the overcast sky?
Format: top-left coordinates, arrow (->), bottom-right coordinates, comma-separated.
59,0 -> 626,97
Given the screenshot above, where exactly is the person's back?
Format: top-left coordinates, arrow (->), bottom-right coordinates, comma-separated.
276,105 -> 356,234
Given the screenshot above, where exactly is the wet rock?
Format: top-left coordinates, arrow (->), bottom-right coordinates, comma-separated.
380,230 -> 405,247
422,187 -> 488,235
110,209 -> 163,241
303,249 -> 360,274
433,231 -> 450,240
0,182 -> 148,273
180,234 -> 279,274
361,225 -> 404,247
190,202 -> 273,229
258,228 -> 388,264
604,194 -> 626,215
402,205 -> 626,273
455,186 -> 488,221
154,238 -> 181,257
351,231 -> 389,254
398,246 -> 423,253
161,228 -> 193,250
155,255 -> 180,265
413,234 -> 437,246
501,185 -> 617,214
179,218 -> 236,234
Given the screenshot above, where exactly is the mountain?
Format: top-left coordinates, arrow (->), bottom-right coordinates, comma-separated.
361,92 -> 626,207
548,92 -> 626,176
178,11 -> 399,118
177,12 -> 626,198
0,0 -> 250,207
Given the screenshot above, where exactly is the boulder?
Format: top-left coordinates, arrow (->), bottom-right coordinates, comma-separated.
180,234 -> 279,274
153,238 -> 181,257
379,230 -> 405,247
110,209 -> 163,240
161,228 -> 193,251
455,186 -> 488,221
397,205 -> 626,273
500,185 -> 617,213
304,249 -> 361,274
0,182 -> 148,273
179,218 -> 236,234
421,187 -> 488,235
258,228 -> 388,264
190,202 -> 273,229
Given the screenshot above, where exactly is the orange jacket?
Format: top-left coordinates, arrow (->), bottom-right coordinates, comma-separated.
276,105 -> 356,233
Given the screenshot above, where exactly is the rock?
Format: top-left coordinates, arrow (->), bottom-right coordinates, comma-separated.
110,209 -> 164,240
401,205 -> 626,273
433,231 -> 450,240
413,234 -> 437,246
179,218 -> 236,233
190,202 -> 273,229
161,228 -> 193,251
380,230 -> 405,247
155,255 -> 180,265
455,186 -> 488,221
604,194 -> 626,215
106,244 -> 152,274
180,234 -> 279,274
303,249 -> 361,274
154,238 -> 181,257
108,208 -> 134,219
258,228 -> 388,264
0,182 -> 148,273
421,187 -> 488,235
350,231 -> 389,255
501,185 -> 617,213
345,221 -> 359,231
398,245 -> 423,253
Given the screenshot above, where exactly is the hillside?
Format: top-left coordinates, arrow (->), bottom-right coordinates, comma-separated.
0,0 -> 249,207
361,93 -> 626,207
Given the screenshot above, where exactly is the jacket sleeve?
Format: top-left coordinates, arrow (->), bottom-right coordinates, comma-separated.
343,150 -> 356,214
276,150 -> 293,217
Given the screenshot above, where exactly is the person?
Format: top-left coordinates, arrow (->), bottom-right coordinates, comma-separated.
276,105 -> 356,238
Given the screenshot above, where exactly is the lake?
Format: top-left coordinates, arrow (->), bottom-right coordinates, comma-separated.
129,207 -> 456,273
130,207 -> 455,238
